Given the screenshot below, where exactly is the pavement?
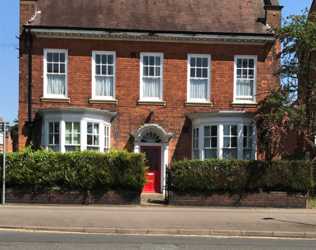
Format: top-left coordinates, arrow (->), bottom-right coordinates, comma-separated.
0,204 -> 315,238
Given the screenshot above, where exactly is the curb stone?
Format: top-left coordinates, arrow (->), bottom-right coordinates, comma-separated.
0,226 -> 315,239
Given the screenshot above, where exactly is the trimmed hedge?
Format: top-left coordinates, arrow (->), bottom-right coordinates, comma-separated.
0,147 -> 147,192
168,159 -> 313,193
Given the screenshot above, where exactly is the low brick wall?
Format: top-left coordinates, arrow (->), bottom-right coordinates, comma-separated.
1,189 -> 141,205
168,191 -> 308,208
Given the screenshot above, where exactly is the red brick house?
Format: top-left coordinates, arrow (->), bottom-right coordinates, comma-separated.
19,0 -> 282,193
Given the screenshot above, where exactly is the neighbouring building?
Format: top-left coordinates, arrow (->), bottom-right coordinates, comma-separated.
0,118 -> 14,153
19,0 -> 282,193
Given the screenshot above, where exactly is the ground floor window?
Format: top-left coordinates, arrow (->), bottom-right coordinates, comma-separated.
65,122 -> 81,152
193,122 -> 256,160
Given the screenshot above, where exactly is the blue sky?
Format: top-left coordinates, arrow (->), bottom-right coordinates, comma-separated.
0,0 -> 313,125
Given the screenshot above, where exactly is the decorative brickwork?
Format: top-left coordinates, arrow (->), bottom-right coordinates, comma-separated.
169,191 -> 308,208
3,189 -> 140,205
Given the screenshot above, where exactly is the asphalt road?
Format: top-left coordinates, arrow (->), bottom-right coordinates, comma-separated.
0,230 -> 315,250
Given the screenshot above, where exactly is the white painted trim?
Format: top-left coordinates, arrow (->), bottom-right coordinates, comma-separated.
140,52 -> 164,101
43,49 -> 68,98
91,51 -> 116,100
187,54 -> 211,102
32,29 -> 275,45
233,55 -> 257,103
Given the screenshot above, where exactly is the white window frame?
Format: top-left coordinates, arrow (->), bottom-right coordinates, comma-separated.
91,51 -> 116,100
48,121 -> 60,147
222,124 -> 239,159
192,127 -> 200,159
140,53 -> 164,101
65,121 -> 81,151
105,125 -> 110,152
87,122 -> 100,151
233,55 -> 257,103
187,54 -> 211,102
204,125 -> 218,159
43,49 -> 68,98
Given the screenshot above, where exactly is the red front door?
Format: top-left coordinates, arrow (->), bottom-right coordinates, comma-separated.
141,146 -> 161,193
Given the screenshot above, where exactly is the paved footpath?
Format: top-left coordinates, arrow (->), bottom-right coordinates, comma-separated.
0,204 -> 315,238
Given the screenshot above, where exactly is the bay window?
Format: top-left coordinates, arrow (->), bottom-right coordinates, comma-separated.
65,122 -> 81,152
48,122 -> 59,152
223,125 -> 238,159
87,122 -> 99,151
192,128 -> 199,159
204,126 -> 217,159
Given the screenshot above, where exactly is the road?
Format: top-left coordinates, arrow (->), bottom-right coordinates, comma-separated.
0,230 -> 315,249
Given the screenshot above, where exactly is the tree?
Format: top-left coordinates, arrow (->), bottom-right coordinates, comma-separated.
254,9 -> 316,159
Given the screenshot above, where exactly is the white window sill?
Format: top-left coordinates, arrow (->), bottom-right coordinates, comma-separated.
137,100 -> 166,106
185,101 -> 213,107
231,102 -> 258,108
41,97 -> 70,103
89,99 -> 118,104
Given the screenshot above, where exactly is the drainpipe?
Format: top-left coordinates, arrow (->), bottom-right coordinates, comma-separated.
28,27 -> 33,123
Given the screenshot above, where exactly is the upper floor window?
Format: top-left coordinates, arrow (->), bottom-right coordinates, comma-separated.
234,56 -> 257,103
140,53 -> 164,101
188,54 -> 211,102
44,49 -> 68,98
92,51 -> 116,99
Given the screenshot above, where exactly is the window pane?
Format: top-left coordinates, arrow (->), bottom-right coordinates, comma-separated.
96,54 -> 100,64
244,126 -> 248,136
65,146 -> 76,152
156,57 -> 160,65
87,135 -> 92,145
49,134 -> 54,145
193,150 -> 199,159
204,126 -> 210,136
237,59 -> 242,68
55,134 -> 60,145
191,57 -> 196,67
143,56 -> 148,65
197,68 -> 201,78
55,123 -> 59,133
243,59 -> 248,68
47,53 -> 53,62
196,128 -> 199,137
156,67 -> 160,76
243,69 -> 247,78
102,65 -> 107,75
66,123 -> 72,132
231,126 -> 238,135
87,123 -> 93,133
223,149 -> 237,159
202,58 -> 208,67
243,149 -> 252,160
150,56 -> 155,65
237,69 -> 241,79
96,65 -> 100,75
108,55 -> 113,64
53,64 -> 59,73
249,59 -> 254,68
65,133 -> 72,144
197,58 -> 202,67
248,138 -> 252,147
73,134 -> 80,144
74,123 -> 80,132
47,63 -> 53,73
196,139 -> 199,149
108,66 -> 113,75
204,138 -> 210,148
224,137 -> 230,147
231,137 -> 237,147
190,68 -> 195,77
202,69 -> 207,78
248,69 -> 254,79
143,66 -> 148,76
53,53 -> 59,62
102,55 -> 107,64
211,126 -> 217,136
60,53 -> 65,62
149,67 -> 155,76
211,138 -> 217,148
244,137 -> 247,148
60,64 -> 65,74
94,124 -> 99,134
49,123 -> 54,133
205,149 -> 217,159
224,126 -> 230,136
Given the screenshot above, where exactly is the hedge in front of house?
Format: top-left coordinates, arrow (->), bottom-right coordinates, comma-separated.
0,146 -> 147,192
168,159 -> 313,193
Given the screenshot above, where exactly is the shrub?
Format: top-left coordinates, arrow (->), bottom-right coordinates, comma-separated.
0,146 -> 147,192
168,159 -> 313,193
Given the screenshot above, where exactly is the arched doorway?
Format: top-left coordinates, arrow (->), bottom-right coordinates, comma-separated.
131,124 -> 173,193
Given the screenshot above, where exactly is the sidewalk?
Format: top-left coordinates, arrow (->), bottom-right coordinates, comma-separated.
0,204 -> 315,238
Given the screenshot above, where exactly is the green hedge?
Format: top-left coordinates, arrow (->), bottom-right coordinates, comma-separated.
0,147 -> 147,192
168,159 -> 313,193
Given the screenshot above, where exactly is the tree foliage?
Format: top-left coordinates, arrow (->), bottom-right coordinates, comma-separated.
254,9 -> 316,159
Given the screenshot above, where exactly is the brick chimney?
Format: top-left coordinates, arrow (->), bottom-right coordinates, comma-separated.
20,0 -> 37,34
264,2 -> 284,28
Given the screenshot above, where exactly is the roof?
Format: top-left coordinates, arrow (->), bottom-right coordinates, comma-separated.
27,0 -> 281,34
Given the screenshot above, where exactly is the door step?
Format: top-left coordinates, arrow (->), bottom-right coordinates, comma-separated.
141,193 -> 167,206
